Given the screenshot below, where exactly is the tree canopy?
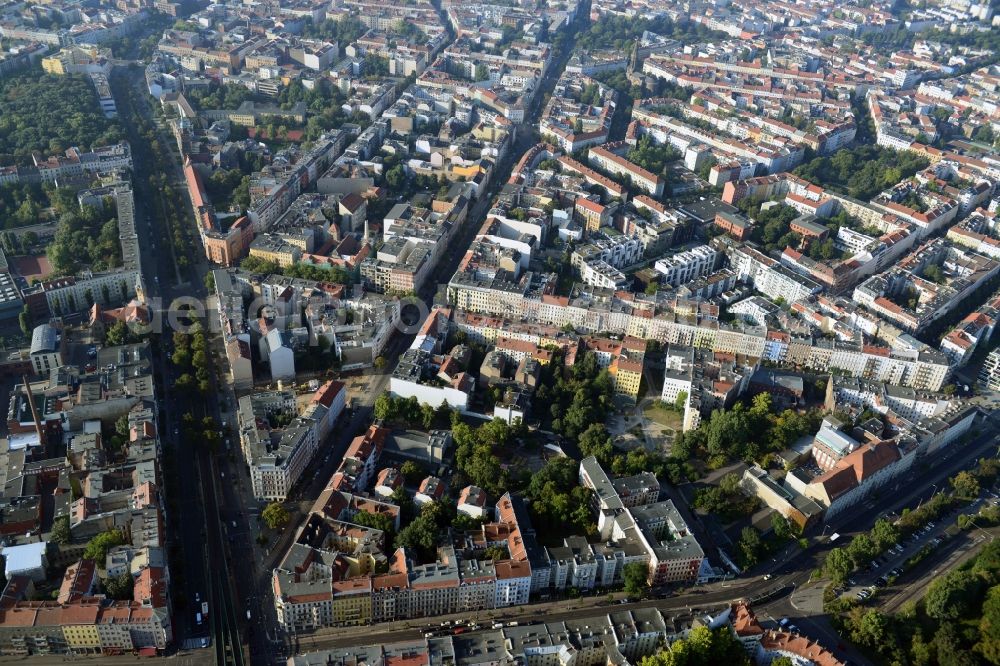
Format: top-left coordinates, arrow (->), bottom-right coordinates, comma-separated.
262,502 -> 290,530
639,626 -> 750,666
623,561 -> 648,598
525,457 -> 594,544
349,509 -> 395,542
837,538 -> 1000,665
45,195 -> 121,276
575,15 -> 725,52
626,135 -> 681,178
676,393 -> 819,468
792,145 -> 929,202
83,530 -> 125,563
301,17 -> 368,47
0,72 -> 123,165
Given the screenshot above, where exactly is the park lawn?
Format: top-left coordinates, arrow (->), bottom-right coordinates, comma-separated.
643,402 -> 682,430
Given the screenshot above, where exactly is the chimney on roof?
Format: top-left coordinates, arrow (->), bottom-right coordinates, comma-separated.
21,375 -> 45,448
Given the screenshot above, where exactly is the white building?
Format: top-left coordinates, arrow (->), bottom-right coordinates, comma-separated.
653,245 -> 717,287
980,348 -> 1000,391
263,328 -> 296,381
29,324 -> 62,377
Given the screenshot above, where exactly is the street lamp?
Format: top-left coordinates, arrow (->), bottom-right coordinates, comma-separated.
916,484 -> 938,511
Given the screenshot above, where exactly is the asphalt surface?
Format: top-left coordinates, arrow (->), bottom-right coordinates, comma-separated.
278,408 -> 1000,665
107,4 -> 1000,664
112,67 -> 246,665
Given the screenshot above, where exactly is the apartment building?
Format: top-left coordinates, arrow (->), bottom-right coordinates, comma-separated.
980,348 -> 1000,391
724,241 -> 822,304
447,272 -> 951,390
583,336 -> 646,401
275,490 -> 539,629
588,144 -> 665,197
653,245 -> 718,287
238,382 -> 346,501
579,457 -> 703,585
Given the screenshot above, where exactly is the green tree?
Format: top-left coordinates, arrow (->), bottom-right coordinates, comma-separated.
103,571 -> 134,600
385,165 -> 406,190
925,570 -> 985,620
623,561 -> 647,598
400,461 -> 425,485
952,471 -> 981,500
824,547 -> 852,584
578,423 -> 614,466
639,625 -> 750,666
175,373 -> 196,392
738,527 -> 763,568
936,621 -> 979,666
420,403 -> 435,430
374,392 -> 395,422
977,585 -> 1000,664
115,414 -> 130,437
83,530 -> 125,563
348,509 -> 395,539
871,518 -> 899,550
770,513 -> 792,541
18,307 -> 31,337
720,472 -> 741,495
849,608 -> 890,649
50,516 -> 70,544
105,321 -> 130,346
452,513 -> 484,532
394,514 -> 439,561
846,533 -> 878,567
262,502 -> 290,531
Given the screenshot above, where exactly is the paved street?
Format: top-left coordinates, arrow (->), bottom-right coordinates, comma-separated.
98,4 -> 1000,665
270,412 -> 1000,664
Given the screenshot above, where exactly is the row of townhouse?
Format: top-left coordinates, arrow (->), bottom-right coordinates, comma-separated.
653,245 -> 719,287
632,110 -> 804,183
0,599 -> 170,657
21,181 -> 142,322
715,238 -> 824,303
445,276 -> 951,390
272,491 -> 535,630
587,143 -> 665,197
0,143 -> 131,187
288,600 -> 846,666
274,466 -> 700,634
237,380 -> 347,501
570,233 -> 643,290
940,288 -> 1000,366
244,131 -> 352,233
0,336 -> 174,655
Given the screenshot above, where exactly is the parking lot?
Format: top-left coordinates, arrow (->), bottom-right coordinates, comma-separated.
838,493 -> 1000,603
